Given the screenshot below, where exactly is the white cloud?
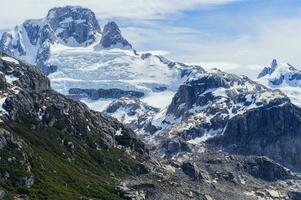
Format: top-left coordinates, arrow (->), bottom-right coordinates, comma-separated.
122,16 -> 301,78
0,0 -> 241,28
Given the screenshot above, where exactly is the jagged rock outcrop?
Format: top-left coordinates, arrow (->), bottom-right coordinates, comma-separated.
258,59 -> 301,85
46,6 -> 101,46
181,162 -> 201,180
105,97 -> 159,133
95,22 -> 132,50
257,59 -> 278,78
68,88 -> 144,100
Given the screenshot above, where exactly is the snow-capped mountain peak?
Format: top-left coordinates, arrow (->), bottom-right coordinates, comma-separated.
95,21 -> 132,50
257,59 -> 301,106
257,59 -> 278,78
0,6 -> 132,75
46,6 -> 101,46
257,59 -> 301,86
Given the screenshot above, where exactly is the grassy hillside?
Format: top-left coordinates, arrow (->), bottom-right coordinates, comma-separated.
0,122 -> 144,200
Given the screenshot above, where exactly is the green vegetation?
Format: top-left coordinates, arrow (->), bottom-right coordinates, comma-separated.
0,123 -> 142,199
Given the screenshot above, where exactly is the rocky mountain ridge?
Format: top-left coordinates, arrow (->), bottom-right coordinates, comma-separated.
108,67 -> 301,172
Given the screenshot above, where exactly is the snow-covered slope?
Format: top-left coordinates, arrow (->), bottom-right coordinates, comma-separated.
47,44 -> 201,109
257,59 -> 301,106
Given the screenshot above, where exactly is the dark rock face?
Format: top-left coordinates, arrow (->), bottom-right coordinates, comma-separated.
149,68 -> 301,173
68,88 -> 144,100
96,22 -> 132,50
0,31 -> 26,57
167,73 -> 230,119
0,73 -> 7,90
0,55 -> 153,199
46,6 -> 101,46
0,54 -> 50,92
181,162 -> 199,180
23,21 -> 40,45
288,191 -> 301,200
210,102 -> 301,171
242,157 -> 295,181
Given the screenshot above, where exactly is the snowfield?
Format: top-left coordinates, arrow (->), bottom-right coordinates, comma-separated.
48,43 -> 200,110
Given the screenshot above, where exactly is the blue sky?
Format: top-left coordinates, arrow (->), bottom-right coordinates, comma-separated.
1,0 -> 301,77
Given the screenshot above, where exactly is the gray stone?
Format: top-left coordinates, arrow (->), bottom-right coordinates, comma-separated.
68,88 -> 144,100
96,21 -> 132,50
16,176 -> 34,187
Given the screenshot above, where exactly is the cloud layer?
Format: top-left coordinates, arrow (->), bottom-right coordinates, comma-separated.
0,0 -> 239,28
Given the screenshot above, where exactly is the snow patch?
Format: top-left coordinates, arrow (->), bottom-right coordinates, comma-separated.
115,128 -> 123,136
187,129 -> 222,145
5,75 -> 19,84
0,97 -> 8,117
1,56 -> 19,64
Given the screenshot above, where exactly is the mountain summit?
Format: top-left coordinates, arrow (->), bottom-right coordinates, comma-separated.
46,6 -> 101,45
0,6 -> 131,75
95,21 -> 132,50
257,59 -> 301,106
257,59 -> 278,78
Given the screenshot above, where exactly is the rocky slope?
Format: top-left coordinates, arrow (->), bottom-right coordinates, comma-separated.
0,53 -> 149,199
119,150 -> 301,200
104,97 -> 160,134
115,68 -> 301,173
